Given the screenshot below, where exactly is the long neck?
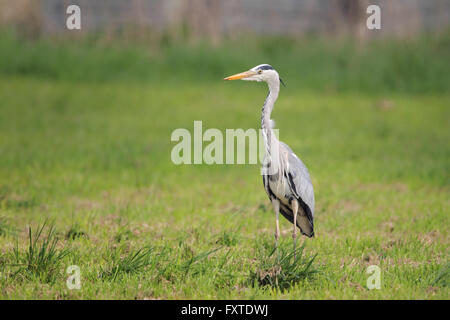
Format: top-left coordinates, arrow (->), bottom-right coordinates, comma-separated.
261,80 -> 280,153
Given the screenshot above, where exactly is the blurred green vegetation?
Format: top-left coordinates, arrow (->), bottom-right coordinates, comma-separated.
0,30 -> 449,93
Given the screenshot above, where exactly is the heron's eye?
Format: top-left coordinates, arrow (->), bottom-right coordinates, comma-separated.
258,70 -> 262,74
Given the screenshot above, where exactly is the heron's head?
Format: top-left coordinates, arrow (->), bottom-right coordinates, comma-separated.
224,64 -> 285,87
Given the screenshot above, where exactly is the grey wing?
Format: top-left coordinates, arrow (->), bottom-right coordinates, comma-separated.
281,142 -> 315,222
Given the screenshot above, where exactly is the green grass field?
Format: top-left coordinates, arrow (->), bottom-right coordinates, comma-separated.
0,33 -> 449,299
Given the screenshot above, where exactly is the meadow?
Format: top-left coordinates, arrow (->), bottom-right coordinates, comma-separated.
0,31 -> 449,299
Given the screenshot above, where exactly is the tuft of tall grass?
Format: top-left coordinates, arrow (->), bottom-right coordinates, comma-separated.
100,246 -> 155,280
11,221 -> 70,283
249,241 -> 318,290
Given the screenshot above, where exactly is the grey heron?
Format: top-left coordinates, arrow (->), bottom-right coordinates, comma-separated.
224,64 -> 315,255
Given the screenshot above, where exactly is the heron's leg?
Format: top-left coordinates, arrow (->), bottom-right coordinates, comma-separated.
271,198 -> 281,250
292,199 -> 299,259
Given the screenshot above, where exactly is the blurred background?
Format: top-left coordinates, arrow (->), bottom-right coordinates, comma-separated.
2,0 -> 450,39
0,0 -> 449,92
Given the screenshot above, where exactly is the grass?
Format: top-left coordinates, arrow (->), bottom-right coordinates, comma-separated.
9,221 -> 70,283
0,30 -> 449,93
250,241 -> 318,290
0,217 -> 16,237
0,32 -> 448,299
100,246 -> 155,280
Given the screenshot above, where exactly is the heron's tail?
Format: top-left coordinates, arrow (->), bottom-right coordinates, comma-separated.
297,215 -> 314,238
279,204 -> 314,238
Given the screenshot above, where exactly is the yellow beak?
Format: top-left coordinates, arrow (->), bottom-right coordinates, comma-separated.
224,70 -> 256,80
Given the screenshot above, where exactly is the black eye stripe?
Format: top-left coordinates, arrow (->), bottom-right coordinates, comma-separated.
257,65 -> 274,71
